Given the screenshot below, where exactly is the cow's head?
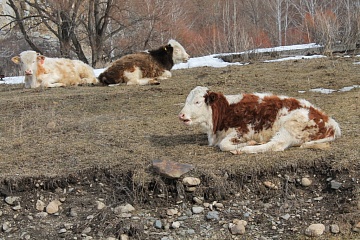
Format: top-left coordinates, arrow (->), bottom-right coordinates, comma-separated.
178,86 -> 211,126
11,51 -> 43,88
12,51 -> 39,76
168,39 -> 190,64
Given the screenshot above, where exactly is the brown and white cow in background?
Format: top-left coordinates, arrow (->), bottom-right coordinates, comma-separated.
11,51 -> 98,88
178,86 -> 341,154
98,39 -> 189,86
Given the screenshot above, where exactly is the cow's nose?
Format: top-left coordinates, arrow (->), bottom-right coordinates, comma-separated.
25,69 -> 33,75
178,113 -> 185,119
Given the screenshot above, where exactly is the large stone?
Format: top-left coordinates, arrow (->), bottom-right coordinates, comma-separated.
36,200 -> 46,211
192,206 -> 204,214
46,200 -> 62,214
301,177 -> 312,187
229,222 -> 246,235
206,211 -> 219,221
182,177 -> 201,186
4,196 -> 20,206
305,223 -> 325,237
113,204 -> 135,215
152,159 -> 194,179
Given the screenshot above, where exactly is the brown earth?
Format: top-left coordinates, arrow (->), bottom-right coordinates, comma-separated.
0,56 -> 359,239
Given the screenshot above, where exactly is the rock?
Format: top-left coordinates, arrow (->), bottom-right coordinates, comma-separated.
36,200 -> 46,211
229,222 -> 246,235
177,216 -> 189,221
330,180 -> 342,189
185,186 -> 197,192
154,220 -> 162,229
120,234 -> 129,240
12,204 -> 21,211
4,196 -> 20,206
232,219 -> 247,226
113,204 -> 135,215
330,224 -> 340,233
96,200 -> 106,210
313,196 -> 323,201
46,200 -> 62,214
353,222 -> 360,232
2,222 -> 11,232
82,227 -> 91,234
64,223 -> 73,230
167,208 -> 179,216
192,206 -> 204,214
214,203 -> 224,209
58,228 -> 67,234
171,221 -> 181,229
182,177 -> 201,186
301,177 -> 312,187
305,223 -> 325,237
281,214 -> 291,220
35,212 -> 48,218
206,211 -> 219,221
69,208 -> 78,217
193,197 -> 203,204
263,181 -> 278,190
152,159 -> 194,179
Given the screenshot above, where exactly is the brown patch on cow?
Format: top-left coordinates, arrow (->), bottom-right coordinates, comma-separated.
204,92 -> 229,134
206,92 -> 304,135
36,61 -> 48,76
306,106 -> 334,140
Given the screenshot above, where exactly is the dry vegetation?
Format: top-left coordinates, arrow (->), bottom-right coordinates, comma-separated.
1,56 -> 358,179
0,56 -> 359,239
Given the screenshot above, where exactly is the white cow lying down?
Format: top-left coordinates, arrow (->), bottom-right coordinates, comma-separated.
12,51 -> 98,88
178,86 -> 341,154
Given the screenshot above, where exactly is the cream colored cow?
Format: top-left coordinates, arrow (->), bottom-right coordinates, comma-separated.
12,51 -> 98,88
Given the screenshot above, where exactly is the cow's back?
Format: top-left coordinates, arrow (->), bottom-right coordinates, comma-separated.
72,60 -> 98,84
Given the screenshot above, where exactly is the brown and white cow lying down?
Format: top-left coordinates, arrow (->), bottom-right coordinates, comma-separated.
12,51 -> 98,88
98,39 -> 189,86
178,86 -> 341,154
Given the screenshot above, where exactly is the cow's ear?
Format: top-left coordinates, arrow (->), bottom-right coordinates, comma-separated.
11,56 -> 20,64
205,92 -> 217,105
164,44 -> 172,52
37,55 -> 45,64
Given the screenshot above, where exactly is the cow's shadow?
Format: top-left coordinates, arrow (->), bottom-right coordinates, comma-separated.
150,133 -> 208,147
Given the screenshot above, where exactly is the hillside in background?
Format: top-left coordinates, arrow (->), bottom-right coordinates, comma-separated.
1,0 -> 360,77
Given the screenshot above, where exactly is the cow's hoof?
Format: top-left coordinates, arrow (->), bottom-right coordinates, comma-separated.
108,83 -> 121,87
150,80 -> 160,85
230,150 -> 242,155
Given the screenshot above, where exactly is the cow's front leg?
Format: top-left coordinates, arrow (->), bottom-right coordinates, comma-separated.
157,70 -> 172,80
231,127 -> 298,154
218,134 -> 254,152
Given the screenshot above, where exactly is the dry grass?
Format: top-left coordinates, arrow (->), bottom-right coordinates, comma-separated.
1,57 -> 359,180
0,56 -> 359,239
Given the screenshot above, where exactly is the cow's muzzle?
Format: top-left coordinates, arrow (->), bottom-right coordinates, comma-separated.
178,113 -> 191,125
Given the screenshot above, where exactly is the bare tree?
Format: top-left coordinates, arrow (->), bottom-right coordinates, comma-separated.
1,0 -> 161,67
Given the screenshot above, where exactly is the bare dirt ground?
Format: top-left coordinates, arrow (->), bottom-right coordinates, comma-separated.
0,56 -> 359,239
